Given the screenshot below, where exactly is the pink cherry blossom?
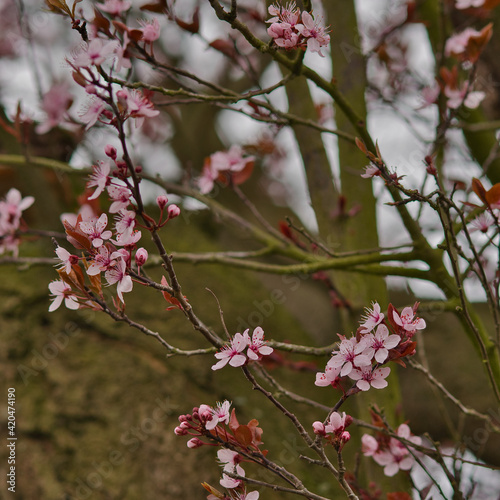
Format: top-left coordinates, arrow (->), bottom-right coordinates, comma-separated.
114,209 -> 136,236
362,324 -> 400,363
114,38 -> 132,72
86,246 -> 119,276
324,411 -> 348,434
267,22 -> 301,50
312,421 -> 326,435
444,83 -> 485,110
98,0 -> 131,15
329,336 -> 372,377
201,400 -> 232,430
79,213 -> 113,248
108,185 -> 132,213
105,257 -> 133,302
296,11 -> 330,57
372,424 -> 422,477
87,160 -> 111,200
212,333 -> 249,370
469,212 -> 494,233
199,145 -> 255,194
217,448 -> 245,476
48,280 -> 80,311
445,27 -> 486,59
116,88 -> 160,128
36,83 -> 73,134
392,305 -> 426,334
359,301 -> 384,333
236,492 -> 260,500
55,246 -> 78,275
267,3 -> 301,25
138,17 -> 161,43
0,188 -> 34,231
220,473 -> 242,489
80,97 -> 107,129
361,434 -> 379,456
349,365 -> 391,391
72,38 -> 118,68
113,229 -> 142,247
243,326 -> 273,360
360,165 -> 381,179
315,358 -> 342,387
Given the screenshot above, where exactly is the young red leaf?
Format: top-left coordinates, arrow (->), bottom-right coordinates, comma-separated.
472,177 -> 488,205
234,425 -> 253,446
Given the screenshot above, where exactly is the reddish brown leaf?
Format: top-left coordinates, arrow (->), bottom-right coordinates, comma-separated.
93,7 -> 111,36
174,7 -> 200,34
485,183 -> 500,206
201,483 -> 224,499
472,177 -> 488,205
209,39 -> 237,59
160,276 -> 184,310
355,137 -> 367,155
229,408 -> 240,432
63,215 -> 93,251
140,0 -> 168,13
234,425 -> 253,446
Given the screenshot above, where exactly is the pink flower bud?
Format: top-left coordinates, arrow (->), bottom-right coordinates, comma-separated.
187,438 -> 204,448
156,195 -> 168,209
135,248 -> 148,267
174,426 -> 188,436
85,84 -> 97,95
312,421 -> 326,435
341,431 -> 351,443
167,204 -> 180,219
105,144 -> 117,159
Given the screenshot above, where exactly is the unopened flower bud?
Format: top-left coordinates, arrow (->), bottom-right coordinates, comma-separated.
341,431 -> 351,443
174,426 -> 188,436
312,421 -> 326,435
105,144 -> 117,159
135,248 -> 148,267
85,84 -> 97,95
167,204 -> 180,219
157,195 -> 168,209
187,438 -> 204,449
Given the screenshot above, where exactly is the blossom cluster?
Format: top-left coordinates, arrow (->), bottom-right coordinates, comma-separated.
0,188 -> 34,256
315,302 -> 425,392
48,147 -> 180,311
211,327 -> 273,370
312,411 -> 352,451
362,423 -> 422,477
175,401 -> 261,499
198,146 -> 255,195
266,2 -> 330,57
